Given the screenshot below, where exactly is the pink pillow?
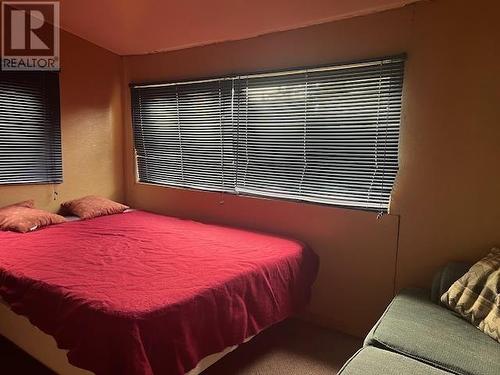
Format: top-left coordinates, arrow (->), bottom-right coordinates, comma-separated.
0,204 -> 66,233
61,196 -> 129,220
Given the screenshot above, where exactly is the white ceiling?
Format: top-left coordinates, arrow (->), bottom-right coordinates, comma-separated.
57,0 -> 422,56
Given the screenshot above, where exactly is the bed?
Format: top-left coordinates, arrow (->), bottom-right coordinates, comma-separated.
0,210 -> 318,375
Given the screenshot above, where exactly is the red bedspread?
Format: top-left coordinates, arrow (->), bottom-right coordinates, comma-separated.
0,211 -> 318,375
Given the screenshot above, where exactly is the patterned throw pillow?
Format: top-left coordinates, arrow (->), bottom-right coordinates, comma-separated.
441,248 -> 500,342
61,195 -> 129,220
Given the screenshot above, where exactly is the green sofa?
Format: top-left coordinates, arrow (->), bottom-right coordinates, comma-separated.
339,263 -> 500,375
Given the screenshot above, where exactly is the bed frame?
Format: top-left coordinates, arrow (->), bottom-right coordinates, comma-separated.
0,299 -> 250,375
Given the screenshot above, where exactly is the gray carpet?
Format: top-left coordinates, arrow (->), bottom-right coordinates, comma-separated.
202,319 -> 362,375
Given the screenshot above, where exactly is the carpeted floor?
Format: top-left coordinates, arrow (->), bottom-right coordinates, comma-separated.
203,319 -> 361,375
0,319 -> 361,374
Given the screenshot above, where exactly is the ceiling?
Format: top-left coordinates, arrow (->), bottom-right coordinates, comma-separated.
57,0 -> 421,56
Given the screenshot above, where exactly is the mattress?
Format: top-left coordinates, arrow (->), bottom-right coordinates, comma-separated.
0,210 -> 318,375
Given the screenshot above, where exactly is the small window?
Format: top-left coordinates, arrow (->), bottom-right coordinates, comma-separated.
0,71 -> 62,185
131,57 -> 404,211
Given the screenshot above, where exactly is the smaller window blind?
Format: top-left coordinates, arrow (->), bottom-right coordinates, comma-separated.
0,71 -> 62,185
131,79 -> 235,192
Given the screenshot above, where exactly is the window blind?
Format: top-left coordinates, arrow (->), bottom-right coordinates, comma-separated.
0,71 -> 62,185
131,79 -> 235,192
130,56 -> 404,211
235,59 -> 404,209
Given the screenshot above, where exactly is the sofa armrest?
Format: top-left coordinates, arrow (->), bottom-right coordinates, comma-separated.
430,262 -> 471,303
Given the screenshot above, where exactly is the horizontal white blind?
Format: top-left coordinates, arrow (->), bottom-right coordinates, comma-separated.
131,79 -> 235,192
0,71 -> 62,185
131,57 -> 404,211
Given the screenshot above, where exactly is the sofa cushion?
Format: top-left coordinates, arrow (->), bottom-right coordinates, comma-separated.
364,289 -> 500,375
338,347 -> 453,375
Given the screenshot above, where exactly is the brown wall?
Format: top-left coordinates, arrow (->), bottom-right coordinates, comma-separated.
2,0 -> 496,341
0,30 -> 125,212
122,0 -> 500,337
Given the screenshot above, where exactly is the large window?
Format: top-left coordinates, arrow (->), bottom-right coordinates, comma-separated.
0,71 -> 62,184
131,57 -> 404,211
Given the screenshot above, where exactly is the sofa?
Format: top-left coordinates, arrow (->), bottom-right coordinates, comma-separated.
339,263 -> 500,375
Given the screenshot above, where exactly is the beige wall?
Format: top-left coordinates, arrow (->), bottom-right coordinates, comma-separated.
122,0 -> 500,337
0,30 -> 125,212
